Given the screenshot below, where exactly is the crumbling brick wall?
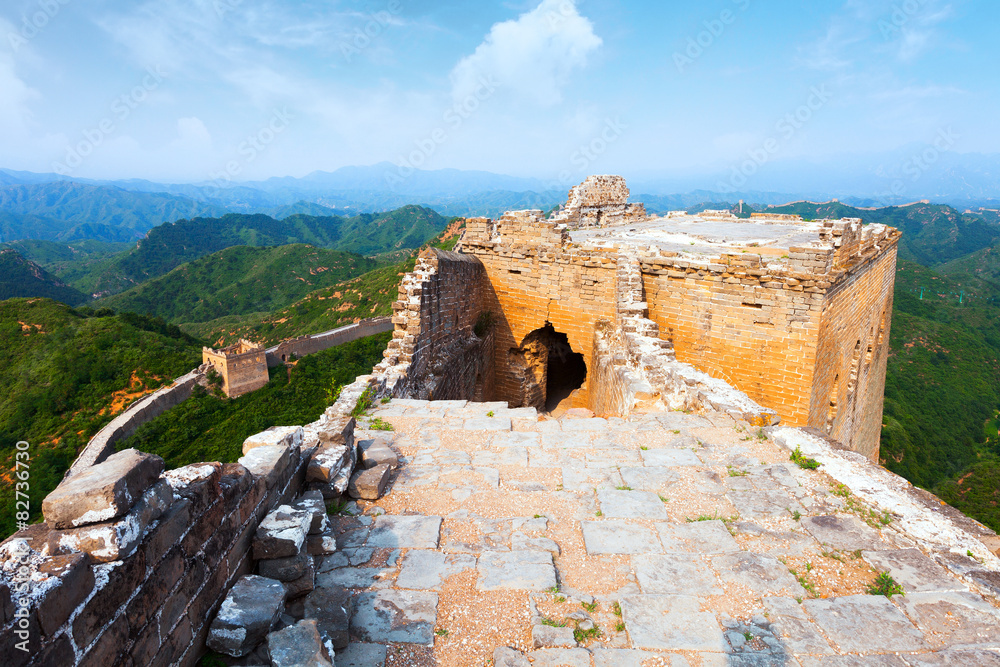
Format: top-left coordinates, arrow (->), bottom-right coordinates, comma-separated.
378,248 -> 495,401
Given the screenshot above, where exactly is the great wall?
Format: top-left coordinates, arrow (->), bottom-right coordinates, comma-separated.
2,177 -> 999,667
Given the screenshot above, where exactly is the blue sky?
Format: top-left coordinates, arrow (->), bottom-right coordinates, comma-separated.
0,0 -> 996,185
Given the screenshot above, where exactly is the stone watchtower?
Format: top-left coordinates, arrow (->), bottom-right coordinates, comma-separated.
435,176 -> 899,460
202,339 -> 269,398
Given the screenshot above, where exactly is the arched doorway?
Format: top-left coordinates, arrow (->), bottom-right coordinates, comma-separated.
511,323 -> 587,413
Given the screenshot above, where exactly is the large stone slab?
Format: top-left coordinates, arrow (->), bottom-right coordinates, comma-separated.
526,649 -> 593,667
596,489 -> 667,519
477,551 -> 556,591
711,552 -> 805,596
900,649 -> 1000,666
267,619 -> 333,667
254,505 -> 312,559
632,554 -> 721,595
800,515 -> 884,551
727,489 -> 805,520
336,643 -> 387,666
796,656 -> 909,667
207,575 -> 286,657
243,425 -> 303,455
582,521 -> 662,555
52,479 -> 173,562
316,566 -> 393,589
367,515 -> 442,549
396,550 -> 476,590
304,586 -> 353,649
640,448 -> 702,466
656,520 -> 740,554
894,591 -> 1000,646
43,448 -> 164,529
655,413 -> 713,430
592,649 -> 683,667
618,466 -> 680,493
762,597 -> 834,655
802,595 -> 928,653
619,595 -> 724,651
861,549 -> 966,593
350,589 -> 438,645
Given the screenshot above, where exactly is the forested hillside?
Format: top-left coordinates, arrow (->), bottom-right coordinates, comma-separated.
0,249 -> 88,305
0,299 -> 202,537
97,245 -> 377,325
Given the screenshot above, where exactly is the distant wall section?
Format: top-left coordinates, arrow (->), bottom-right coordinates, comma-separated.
265,318 -> 393,367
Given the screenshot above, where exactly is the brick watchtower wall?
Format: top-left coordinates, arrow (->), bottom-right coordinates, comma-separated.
461,212 -> 619,410
202,341 -> 269,398
641,221 -> 899,460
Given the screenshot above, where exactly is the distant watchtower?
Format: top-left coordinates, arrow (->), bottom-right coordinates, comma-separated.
202,339 -> 269,398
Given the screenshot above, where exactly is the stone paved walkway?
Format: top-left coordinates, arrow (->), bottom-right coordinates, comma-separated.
315,399 -> 1000,667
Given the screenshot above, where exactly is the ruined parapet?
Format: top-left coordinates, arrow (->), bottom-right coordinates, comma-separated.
203,339 -> 269,398
375,247 -> 494,402
550,175 -> 647,228
0,397 -> 359,665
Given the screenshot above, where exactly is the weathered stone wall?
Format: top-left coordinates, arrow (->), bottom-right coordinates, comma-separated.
265,317 -> 393,367
377,248 -> 494,402
0,406 -> 360,666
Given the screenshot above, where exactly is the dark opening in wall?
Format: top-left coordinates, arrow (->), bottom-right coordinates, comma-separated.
514,323 -> 587,413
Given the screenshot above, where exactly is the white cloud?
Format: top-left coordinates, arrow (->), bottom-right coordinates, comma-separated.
0,55 -> 38,140
450,0 -> 602,107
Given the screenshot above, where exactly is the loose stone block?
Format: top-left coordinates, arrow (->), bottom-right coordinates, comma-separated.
358,442 -> 400,470
293,490 -> 329,535
476,551 -> 557,591
802,595 -> 928,653
532,623 -> 576,648
239,443 -> 299,490
367,515 -> 442,549
42,448 -> 164,529
284,558 -> 316,598
243,425 -> 304,455
304,586 -> 353,649
258,547 -> 312,582
52,479 -> 173,562
494,646 -> 531,667
347,464 -> 391,500
267,619 -> 333,667
307,527 -> 338,556
582,520 -> 662,555
254,505 -> 312,560
307,443 -> 353,484
396,550 -> 476,590
207,575 -> 287,657
350,589 -> 438,645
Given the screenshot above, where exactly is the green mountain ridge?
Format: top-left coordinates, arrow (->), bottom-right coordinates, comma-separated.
96,244 -> 378,325
0,249 -> 88,305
